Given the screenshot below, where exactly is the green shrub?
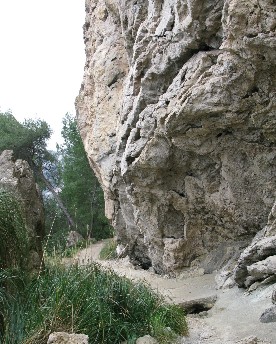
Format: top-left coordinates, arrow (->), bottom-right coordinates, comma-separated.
99,239 -> 117,260
43,228 -> 68,256
0,264 -> 187,343
150,304 -> 187,343
62,239 -> 91,258
0,189 -> 29,269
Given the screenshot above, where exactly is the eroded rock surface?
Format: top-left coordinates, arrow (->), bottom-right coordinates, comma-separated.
0,150 -> 45,270
233,200 -> 276,288
76,0 -> 276,273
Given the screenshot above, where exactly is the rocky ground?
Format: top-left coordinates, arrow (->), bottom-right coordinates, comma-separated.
67,241 -> 276,344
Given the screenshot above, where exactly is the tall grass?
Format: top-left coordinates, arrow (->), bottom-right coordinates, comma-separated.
99,239 -> 117,260
0,264 -> 187,344
0,190 -> 29,269
0,191 -> 187,342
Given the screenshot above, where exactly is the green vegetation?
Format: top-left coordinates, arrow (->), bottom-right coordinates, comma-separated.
62,239 -> 97,258
0,112 -> 187,343
0,111 -> 113,255
99,239 -> 117,260
57,114 -> 112,240
0,265 -> 187,344
0,112 -> 55,215
0,111 -> 52,167
0,111 -> 74,228
0,190 -> 29,269
44,114 -> 112,256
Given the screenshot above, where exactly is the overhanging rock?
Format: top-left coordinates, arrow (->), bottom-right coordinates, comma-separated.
76,0 -> 276,273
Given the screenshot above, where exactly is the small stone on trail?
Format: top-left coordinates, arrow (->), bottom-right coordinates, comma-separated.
272,289 -> 276,304
136,335 -> 158,344
234,336 -> 258,344
47,332 -> 89,344
259,305 -> 276,323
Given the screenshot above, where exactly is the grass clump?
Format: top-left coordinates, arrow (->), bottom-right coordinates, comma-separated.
62,239 -> 91,258
99,239 -> 117,260
0,264 -> 187,343
0,189 -> 29,269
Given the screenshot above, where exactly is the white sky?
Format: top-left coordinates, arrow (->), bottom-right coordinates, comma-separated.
0,0 -> 85,150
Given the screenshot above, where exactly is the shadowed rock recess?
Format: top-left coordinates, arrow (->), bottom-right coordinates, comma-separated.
76,0 -> 276,274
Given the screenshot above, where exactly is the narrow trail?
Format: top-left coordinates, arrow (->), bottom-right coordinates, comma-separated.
67,241 -> 275,344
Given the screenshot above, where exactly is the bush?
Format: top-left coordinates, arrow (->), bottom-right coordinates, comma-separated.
0,189 -> 29,269
0,264 -> 187,343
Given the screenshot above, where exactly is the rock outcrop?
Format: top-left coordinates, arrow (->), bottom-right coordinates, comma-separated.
76,0 -> 276,273
0,150 -> 45,270
233,199 -> 276,288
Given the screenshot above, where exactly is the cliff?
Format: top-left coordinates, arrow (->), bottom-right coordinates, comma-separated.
76,0 -> 276,274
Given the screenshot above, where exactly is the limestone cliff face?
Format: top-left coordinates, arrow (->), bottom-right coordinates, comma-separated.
76,0 -> 276,273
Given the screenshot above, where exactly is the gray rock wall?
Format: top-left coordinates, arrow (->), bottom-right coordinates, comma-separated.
76,0 -> 276,273
233,199 -> 276,288
0,150 -> 45,270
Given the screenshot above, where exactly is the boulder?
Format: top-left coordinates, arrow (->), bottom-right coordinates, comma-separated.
247,256 -> 276,280
66,231 -> 84,248
76,0 -> 276,273
0,150 -> 44,270
47,332 -> 89,344
179,295 -> 217,314
136,335 -> 158,344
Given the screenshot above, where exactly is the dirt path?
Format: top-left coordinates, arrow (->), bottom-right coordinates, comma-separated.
71,241 -> 275,344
